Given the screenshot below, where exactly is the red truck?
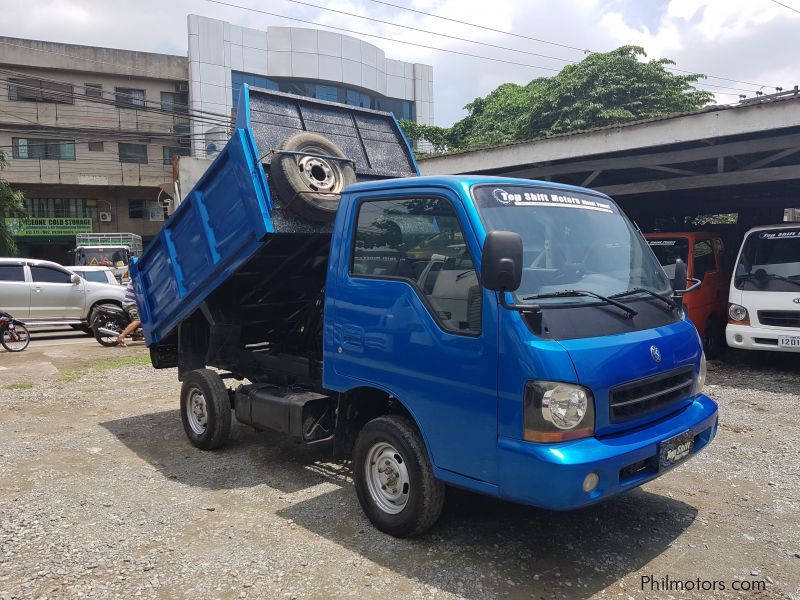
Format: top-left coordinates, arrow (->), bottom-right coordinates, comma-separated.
646,232 -> 730,358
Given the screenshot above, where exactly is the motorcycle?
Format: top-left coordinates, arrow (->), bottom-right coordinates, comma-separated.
0,313 -> 30,352
91,305 -> 143,347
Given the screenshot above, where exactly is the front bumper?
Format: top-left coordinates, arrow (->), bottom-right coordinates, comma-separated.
496,394 -> 718,510
726,323 -> 800,353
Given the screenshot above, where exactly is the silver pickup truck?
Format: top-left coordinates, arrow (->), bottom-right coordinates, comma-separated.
0,258 -> 125,330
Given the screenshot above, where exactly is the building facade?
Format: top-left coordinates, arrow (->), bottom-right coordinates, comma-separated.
187,14 -> 434,156
0,36 -> 190,263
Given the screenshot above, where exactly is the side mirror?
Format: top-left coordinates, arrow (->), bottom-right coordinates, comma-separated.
70,274 -> 81,284
672,258 -> 687,293
481,231 -> 523,292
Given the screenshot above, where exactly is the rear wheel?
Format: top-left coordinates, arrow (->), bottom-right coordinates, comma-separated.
353,415 -> 444,538
1,322 -> 30,352
180,369 -> 232,450
93,316 -> 121,347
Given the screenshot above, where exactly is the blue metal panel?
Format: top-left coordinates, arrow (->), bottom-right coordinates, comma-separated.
132,127 -> 275,345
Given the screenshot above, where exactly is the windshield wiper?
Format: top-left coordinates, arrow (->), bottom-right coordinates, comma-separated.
522,289 -> 638,318
610,287 -> 678,310
737,272 -> 800,288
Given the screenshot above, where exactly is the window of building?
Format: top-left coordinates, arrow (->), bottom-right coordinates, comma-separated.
0,265 -> 25,282
84,83 -> 103,98
12,138 -> 75,160
315,84 -> 338,102
118,143 -> 148,164
128,199 -> 147,219
8,77 -> 74,104
30,265 -> 71,284
24,198 -> 97,219
115,87 -> 146,109
693,240 -> 717,280
161,91 -> 188,113
87,141 -> 104,152
231,72 -> 279,105
346,89 -> 371,108
162,146 -> 190,165
352,197 -> 481,334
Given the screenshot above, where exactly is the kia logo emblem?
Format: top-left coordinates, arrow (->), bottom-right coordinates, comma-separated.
794,298 -> 800,304
650,345 -> 662,363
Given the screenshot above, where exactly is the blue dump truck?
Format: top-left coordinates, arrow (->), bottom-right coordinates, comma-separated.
132,85 -> 718,537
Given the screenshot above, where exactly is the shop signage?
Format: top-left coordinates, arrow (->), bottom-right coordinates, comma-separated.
6,217 -> 93,237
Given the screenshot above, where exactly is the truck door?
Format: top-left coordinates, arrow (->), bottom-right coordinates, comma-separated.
689,238 -> 720,337
29,264 -> 84,320
0,263 -> 30,318
327,191 -> 500,484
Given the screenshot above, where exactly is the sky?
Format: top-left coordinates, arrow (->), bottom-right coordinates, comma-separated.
1,0 -> 799,125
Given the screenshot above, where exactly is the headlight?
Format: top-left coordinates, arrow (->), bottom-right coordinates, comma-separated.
728,303 -> 749,323
694,352 -> 707,396
524,381 -> 595,442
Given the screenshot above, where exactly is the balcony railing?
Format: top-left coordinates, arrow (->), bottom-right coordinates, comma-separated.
2,156 -> 173,187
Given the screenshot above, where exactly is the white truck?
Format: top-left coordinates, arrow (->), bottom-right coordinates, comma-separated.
726,223 -> 800,352
74,233 -> 143,283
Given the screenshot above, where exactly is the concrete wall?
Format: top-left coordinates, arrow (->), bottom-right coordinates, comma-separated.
187,14 -> 433,153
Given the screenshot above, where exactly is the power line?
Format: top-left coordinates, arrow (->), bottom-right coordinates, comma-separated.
365,0 -> 781,89
767,0 -> 800,14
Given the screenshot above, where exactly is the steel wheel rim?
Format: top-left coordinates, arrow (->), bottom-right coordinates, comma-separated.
296,147 -> 343,193
99,318 -> 119,345
186,388 -> 209,435
365,442 -> 410,515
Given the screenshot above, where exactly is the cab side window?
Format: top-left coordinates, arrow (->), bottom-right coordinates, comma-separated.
0,265 -> 25,281
352,197 -> 481,334
693,240 -> 716,280
30,265 -> 71,284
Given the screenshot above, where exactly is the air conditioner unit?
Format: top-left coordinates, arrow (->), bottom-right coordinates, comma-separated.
99,211 -> 112,223
176,82 -> 189,93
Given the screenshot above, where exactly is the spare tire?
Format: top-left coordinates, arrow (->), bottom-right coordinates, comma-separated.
270,132 -> 356,223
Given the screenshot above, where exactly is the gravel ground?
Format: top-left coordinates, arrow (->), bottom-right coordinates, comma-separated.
0,344 -> 798,599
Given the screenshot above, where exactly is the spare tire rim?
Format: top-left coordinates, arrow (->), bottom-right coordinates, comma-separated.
365,442 -> 410,514
186,388 -> 208,435
297,154 -> 342,193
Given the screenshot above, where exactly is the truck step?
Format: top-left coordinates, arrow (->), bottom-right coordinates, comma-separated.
234,384 -> 333,444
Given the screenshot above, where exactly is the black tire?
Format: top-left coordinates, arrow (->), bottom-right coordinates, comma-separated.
270,131 -> 356,223
93,317 -> 121,347
180,369 -> 232,451
1,322 -> 30,352
353,415 -> 445,538
703,318 -> 726,360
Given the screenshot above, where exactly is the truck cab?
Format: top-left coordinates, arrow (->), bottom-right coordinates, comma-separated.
645,232 -> 730,357
726,224 -> 800,352
132,87 -> 717,537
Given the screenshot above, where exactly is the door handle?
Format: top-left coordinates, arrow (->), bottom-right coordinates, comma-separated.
32,287 -> 42,293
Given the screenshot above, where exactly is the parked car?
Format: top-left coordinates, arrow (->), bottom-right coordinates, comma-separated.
0,258 -> 125,331
645,232 -> 730,358
68,265 -> 120,286
726,224 -> 800,353
133,86 -> 717,538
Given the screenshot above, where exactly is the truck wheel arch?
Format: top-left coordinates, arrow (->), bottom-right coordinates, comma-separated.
87,299 -> 121,322
335,386 -> 435,466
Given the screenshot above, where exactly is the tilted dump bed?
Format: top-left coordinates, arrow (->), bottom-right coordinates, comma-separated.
131,85 -> 418,346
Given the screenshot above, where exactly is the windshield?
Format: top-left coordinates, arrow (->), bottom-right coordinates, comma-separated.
646,238 -> 689,281
77,247 -> 129,267
734,228 -> 800,292
473,185 -> 671,304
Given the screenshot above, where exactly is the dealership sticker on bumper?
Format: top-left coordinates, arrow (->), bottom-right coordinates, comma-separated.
659,430 -> 694,470
778,336 -> 800,348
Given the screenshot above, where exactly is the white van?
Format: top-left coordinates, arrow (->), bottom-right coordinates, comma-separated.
726,224 -> 800,352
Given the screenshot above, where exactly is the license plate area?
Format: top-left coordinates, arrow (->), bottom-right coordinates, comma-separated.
659,429 -> 694,471
778,336 -> 800,348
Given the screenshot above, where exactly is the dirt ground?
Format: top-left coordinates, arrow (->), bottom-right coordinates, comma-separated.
1,330 -> 799,599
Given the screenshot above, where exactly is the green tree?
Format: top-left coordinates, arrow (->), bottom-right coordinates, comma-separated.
400,46 -> 714,153
0,151 -> 25,256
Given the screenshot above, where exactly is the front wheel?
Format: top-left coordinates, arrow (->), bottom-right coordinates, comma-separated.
180,369 -> 232,450
703,318 -> 726,360
353,415 -> 445,538
1,322 -> 30,352
93,317 -> 121,347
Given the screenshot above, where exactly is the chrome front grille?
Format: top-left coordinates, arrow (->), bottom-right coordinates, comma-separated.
609,366 -> 695,423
